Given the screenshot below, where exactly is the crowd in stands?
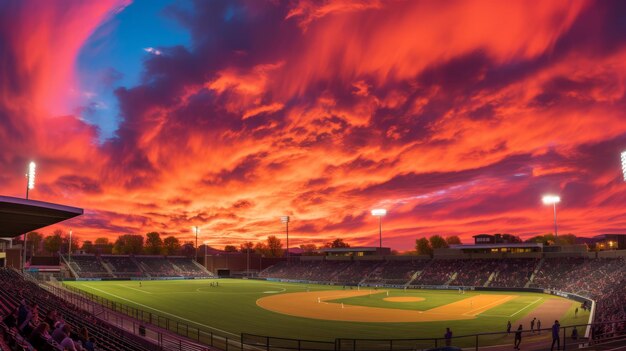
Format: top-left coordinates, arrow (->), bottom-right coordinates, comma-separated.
489,258 -> 539,288
363,259 -> 430,285
0,269 -> 152,351
68,256 -> 113,279
331,260 -> 382,284
100,256 -> 143,278
135,256 -> 179,277
259,260 -> 352,282
449,259 -> 501,286
66,255 -> 213,279
530,257 -> 626,335
413,260 -> 464,285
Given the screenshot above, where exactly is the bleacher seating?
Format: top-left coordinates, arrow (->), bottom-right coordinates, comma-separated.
0,268 -> 154,351
66,255 -> 113,278
63,254 -> 214,279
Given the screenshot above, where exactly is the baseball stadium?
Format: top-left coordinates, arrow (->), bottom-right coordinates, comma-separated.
0,195 -> 624,351
3,1 -> 626,351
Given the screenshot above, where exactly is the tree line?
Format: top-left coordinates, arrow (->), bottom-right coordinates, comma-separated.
20,230 -> 354,258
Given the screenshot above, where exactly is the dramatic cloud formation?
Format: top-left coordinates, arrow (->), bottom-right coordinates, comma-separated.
1,0 -> 625,250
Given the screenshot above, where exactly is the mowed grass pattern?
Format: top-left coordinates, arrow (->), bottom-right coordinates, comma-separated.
64,279 -> 589,343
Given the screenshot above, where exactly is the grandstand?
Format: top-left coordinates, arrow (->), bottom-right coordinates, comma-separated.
63,254 -> 214,279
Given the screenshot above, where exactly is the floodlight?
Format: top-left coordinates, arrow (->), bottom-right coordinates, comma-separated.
622,151 -> 626,181
542,195 -> 560,205
371,209 -> 387,248
280,216 -> 290,223
371,209 -> 387,216
542,195 -> 561,239
27,161 -> 36,190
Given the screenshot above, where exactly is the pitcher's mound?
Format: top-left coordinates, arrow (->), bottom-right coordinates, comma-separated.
383,297 -> 425,302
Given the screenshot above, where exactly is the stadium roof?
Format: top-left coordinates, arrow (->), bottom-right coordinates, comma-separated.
0,196 -> 83,238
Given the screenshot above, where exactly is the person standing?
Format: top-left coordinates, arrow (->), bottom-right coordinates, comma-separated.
444,327 -> 453,347
551,320 -> 561,351
507,321 -> 512,334
514,325 -> 523,350
531,318 -> 536,334
537,320 -> 542,334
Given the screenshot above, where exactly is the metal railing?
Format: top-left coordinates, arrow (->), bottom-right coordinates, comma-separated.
240,321 -> 625,351
45,283 -> 238,351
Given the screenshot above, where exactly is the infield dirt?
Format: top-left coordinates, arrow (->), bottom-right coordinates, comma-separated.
257,290 -> 518,322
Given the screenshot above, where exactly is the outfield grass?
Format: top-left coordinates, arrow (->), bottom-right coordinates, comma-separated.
63,279 -> 590,345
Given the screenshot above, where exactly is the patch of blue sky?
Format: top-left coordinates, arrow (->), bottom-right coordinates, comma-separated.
76,0 -> 192,141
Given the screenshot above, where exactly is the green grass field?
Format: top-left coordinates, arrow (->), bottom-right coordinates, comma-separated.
63,279 -> 589,346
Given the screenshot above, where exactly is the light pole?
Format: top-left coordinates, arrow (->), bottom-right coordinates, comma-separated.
371,209 -> 387,248
68,229 -> 72,265
192,226 -> 200,261
615,150 -> 624,253
23,161 -> 36,271
280,216 -> 289,262
542,195 -> 561,241
26,161 -> 36,200
203,241 -> 208,269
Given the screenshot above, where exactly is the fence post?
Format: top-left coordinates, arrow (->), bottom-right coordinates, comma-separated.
475,334 -> 478,351
240,333 -> 244,351
563,326 -> 566,351
267,336 -> 270,351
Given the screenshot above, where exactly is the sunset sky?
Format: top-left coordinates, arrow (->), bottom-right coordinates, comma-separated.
1,0 -> 625,250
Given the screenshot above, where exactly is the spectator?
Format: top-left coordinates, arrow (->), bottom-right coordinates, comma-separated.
60,333 -> 79,351
53,324 -> 71,344
514,325 -> 522,350
507,321 -> 511,334
444,327 -> 452,346
551,320 -> 560,351
537,319 -> 542,335
27,322 -> 50,351
571,326 -> 578,340
84,337 -> 96,351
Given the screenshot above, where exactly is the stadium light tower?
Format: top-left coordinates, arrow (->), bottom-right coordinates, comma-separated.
542,195 -> 561,240
192,226 -> 200,261
371,209 -> 387,248
26,161 -> 36,199
280,216 -> 289,261
22,161 -> 36,271
621,151 -> 626,181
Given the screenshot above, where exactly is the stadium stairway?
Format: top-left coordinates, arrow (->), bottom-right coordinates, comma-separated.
444,272 -> 457,286
59,254 -> 79,278
404,270 -> 421,287
484,271 -> 497,287
525,257 -> 544,288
